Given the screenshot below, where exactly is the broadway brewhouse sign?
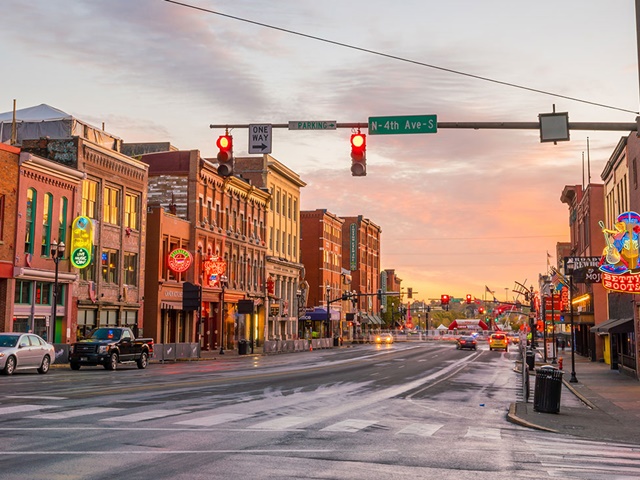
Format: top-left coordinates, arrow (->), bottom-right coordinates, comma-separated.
564,256 -> 601,284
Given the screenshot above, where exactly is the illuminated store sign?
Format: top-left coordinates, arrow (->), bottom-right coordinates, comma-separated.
599,211 -> 640,292
167,248 -> 192,273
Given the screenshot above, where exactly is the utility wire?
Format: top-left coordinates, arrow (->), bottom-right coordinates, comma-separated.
164,0 -> 638,115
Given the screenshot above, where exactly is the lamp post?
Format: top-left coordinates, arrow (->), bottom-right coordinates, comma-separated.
326,284 -> 331,338
569,275 -> 578,383
219,274 -> 228,354
50,240 -> 65,343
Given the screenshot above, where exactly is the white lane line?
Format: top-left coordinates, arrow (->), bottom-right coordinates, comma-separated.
5,396 -> 67,400
29,408 -> 122,420
249,416 -> 307,430
100,409 -> 186,423
397,423 -> 444,437
320,419 -> 377,433
0,405 -> 56,415
174,413 -> 252,426
465,426 -> 501,439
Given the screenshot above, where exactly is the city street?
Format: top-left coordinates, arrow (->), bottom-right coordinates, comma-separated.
1,342 -> 640,479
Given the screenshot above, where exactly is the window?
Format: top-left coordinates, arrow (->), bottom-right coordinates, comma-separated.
103,186 -> 120,225
34,282 -> 52,305
125,193 -> 139,230
58,197 -> 68,244
14,280 -> 32,304
41,193 -> 52,257
101,248 -> 119,284
80,246 -> 96,281
124,253 -> 138,286
82,180 -> 98,219
0,194 -> 4,241
25,188 -> 36,254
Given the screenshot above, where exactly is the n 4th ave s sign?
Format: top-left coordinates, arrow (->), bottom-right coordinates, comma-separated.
369,114 -> 437,135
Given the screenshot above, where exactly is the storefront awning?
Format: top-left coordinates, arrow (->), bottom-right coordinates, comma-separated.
591,317 -> 634,334
372,315 -> 383,325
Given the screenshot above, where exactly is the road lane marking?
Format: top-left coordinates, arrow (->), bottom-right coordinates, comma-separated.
5,395 -> 67,400
0,405 -> 56,415
248,416 -> 307,430
100,409 -> 186,422
320,419 -> 377,433
29,407 -> 122,420
397,423 -> 444,437
465,427 -> 501,439
174,413 -> 252,426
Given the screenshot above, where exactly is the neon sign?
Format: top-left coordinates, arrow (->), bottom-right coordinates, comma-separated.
202,255 -> 226,288
167,248 -> 192,273
599,211 -> 640,291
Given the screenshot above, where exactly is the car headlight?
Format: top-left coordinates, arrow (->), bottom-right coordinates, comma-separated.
0,352 -> 4,358
97,345 -> 108,354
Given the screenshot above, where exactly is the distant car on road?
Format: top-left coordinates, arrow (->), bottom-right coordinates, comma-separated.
374,333 -> 394,345
507,333 -> 520,345
456,336 -> 477,350
489,333 -> 508,352
0,333 -> 55,375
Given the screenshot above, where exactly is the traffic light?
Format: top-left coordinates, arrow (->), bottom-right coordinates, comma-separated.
216,134 -> 234,177
441,294 -> 450,305
377,289 -> 383,303
182,282 -> 201,311
350,132 -> 366,176
479,307 -> 485,314
407,287 -> 413,299
466,294 -> 472,304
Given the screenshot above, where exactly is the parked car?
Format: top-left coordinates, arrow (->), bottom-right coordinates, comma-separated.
69,327 -> 154,370
456,335 -> 477,350
489,333 -> 508,352
0,333 -> 55,375
374,333 -> 394,345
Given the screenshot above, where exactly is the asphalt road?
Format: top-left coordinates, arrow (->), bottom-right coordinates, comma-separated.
2,342 -> 640,479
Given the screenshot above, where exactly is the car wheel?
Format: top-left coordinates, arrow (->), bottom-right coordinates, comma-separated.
137,352 -> 148,369
70,362 -> 81,371
106,352 -> 118,371
37,355 -> 51,374
2,355 -> 16,375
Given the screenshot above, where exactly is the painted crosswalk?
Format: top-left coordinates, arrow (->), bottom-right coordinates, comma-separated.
0,403 -> 511,440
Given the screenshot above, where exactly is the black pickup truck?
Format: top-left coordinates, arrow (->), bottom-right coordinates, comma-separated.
69,327 -> 154,371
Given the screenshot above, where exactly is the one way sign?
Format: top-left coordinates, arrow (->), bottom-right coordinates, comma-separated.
248,124 -> 272,154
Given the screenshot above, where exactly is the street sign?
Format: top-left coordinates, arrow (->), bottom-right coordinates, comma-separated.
248,124 -> 272,154
288,120 -> 337,130
368,114 -> 437,135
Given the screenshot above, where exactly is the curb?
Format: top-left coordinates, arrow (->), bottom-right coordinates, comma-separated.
506,403 -> 558,433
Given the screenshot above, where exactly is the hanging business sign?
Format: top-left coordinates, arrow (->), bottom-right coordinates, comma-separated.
70,216 -> 93,269
350,223 -> 357,271
202,255 -> 226,288
167,248 -> 192,273
599,211 -> 640,292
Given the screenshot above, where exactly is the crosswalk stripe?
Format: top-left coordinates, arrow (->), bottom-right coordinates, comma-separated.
465,427 -> 501,439
249,416 -> 307,430
174,413 -> 252,426
29,407 -> 122,420
397,423 -> 444,437
321,419 -> 377,433
100,409 -> 186,423
0,405 -> 55,415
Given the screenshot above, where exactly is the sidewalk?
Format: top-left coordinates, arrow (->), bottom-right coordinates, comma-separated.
508,351 -> 640,444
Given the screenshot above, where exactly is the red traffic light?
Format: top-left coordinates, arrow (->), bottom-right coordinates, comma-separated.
216,134 -> 234,177
466,294 -> 472,304
350,133 -> 367,177
441,294 -> 450,305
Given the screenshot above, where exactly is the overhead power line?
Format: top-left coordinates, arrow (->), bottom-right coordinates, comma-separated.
164,0 -> 638,115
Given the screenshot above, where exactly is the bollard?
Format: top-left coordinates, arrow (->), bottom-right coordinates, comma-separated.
558,356 -> 563,370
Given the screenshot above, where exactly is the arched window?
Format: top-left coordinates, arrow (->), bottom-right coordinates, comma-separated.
41,193 -> 53,256
58,197 -> 68,244
25,188 -> 36,254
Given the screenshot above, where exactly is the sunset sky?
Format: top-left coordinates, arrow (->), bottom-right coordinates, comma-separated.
2,0 -> 638,303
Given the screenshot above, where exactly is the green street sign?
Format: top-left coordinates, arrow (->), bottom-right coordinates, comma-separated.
368,114 -> 437,135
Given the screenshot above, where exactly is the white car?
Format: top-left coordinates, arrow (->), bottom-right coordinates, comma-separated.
0,333 -> 56,375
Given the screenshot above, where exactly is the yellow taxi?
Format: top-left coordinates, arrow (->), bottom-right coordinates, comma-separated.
489,333 -> 508,352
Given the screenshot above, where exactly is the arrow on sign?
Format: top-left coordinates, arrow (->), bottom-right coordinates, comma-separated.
253,143 -> 268,151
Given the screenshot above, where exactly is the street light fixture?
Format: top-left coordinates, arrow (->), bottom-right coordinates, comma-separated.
50,240 -> 65,343
219,275 -> 228,354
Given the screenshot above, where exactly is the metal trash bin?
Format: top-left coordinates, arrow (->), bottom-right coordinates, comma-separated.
533,365 -> 563,413
525,350 -> 536,371
238,339 -> 249,355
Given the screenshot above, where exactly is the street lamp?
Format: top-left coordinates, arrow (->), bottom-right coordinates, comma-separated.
326,284 -> 331,338
219,275 -> 228,354
50,240 -> 65,343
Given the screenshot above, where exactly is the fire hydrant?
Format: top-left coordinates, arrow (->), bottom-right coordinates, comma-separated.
558,356 -> 564,370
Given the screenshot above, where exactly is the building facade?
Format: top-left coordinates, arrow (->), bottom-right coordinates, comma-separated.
235,154 -> 306,341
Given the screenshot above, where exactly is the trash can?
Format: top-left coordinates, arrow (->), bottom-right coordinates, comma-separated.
238,339 -> 249,355
333,336 -> 341,347
525,350 -> 536,371
533,365 -> 563,413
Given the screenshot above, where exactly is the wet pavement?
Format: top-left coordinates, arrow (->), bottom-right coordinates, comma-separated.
508,349 -> 640,444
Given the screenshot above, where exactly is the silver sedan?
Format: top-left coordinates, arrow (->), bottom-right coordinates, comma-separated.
0,333 -> 56,375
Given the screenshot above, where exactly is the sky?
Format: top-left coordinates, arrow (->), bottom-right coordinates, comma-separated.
2,0 -> 639,304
